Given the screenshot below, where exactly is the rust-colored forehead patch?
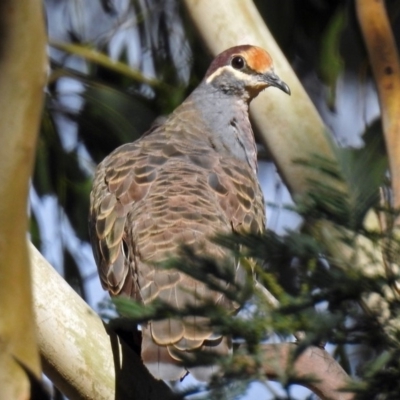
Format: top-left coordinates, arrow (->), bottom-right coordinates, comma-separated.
242,46 -> 273,73
205,45 -> 273,78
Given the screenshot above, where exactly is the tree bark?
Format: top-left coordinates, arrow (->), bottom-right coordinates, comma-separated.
0,2 -> 46,398
30,243 -> 174,400
259,343 -> 354,400
356,0 -> 400,210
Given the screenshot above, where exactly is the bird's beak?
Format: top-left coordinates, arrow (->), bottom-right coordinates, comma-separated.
263,72 -> 291,95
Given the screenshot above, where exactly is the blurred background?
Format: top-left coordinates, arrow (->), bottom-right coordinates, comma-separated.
32,1 -> 400,398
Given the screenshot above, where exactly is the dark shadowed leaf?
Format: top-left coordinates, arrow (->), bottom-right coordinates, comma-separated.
34,107 -> 64,197
76,81 -> 157,163
29,211 -> 41,250
64,247 -> 86,299
319,7 -> 346,109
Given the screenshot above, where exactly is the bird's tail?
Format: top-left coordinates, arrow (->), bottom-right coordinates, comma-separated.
141,324 -> 231,382
141,326 -> 186,381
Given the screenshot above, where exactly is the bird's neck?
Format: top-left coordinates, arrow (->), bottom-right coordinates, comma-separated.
175,83 -> 258,174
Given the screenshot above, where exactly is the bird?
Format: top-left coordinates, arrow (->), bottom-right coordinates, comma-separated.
89,44 -> 290,381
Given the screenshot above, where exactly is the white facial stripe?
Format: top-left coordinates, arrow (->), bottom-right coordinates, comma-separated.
205,65 -> 257,85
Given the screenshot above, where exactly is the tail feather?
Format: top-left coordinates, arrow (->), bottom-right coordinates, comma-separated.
174,337 -> 203,351
180,336 -> 231,382
141,324 -> 232,382
183,316 -> 213,341
151,319 -> 184,345
141,327 -> 186,381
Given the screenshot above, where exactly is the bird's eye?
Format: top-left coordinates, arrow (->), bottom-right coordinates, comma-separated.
231,56 -> 245,70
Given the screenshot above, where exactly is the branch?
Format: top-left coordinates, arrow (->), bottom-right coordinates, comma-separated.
30,243 -> 174,400
30,244 -> 115,399
49,41 -> 168,90
356,0 -> 400,210
0,1 -> 46,398
258,343 -> 354,400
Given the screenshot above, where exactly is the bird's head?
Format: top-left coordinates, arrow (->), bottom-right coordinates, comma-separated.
204,45 -> 290,100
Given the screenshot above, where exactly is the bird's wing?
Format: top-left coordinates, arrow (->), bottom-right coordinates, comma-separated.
212,156 -> 266,234
89,139 -> 157,298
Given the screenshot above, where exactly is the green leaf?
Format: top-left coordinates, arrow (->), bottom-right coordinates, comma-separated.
63,247 -> 86,299
296,124 -> 387,229
29,211 -> 41,250
319,7 -> 346,109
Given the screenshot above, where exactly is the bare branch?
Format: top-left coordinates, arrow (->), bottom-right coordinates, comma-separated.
30,243 -> 174,400
258,343 -> 354,400
30,244 -> 115,400
356,0 -> 400,210
0,1 -> 46,398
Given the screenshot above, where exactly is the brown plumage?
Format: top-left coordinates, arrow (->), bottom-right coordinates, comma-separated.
89,45 -> 290,381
